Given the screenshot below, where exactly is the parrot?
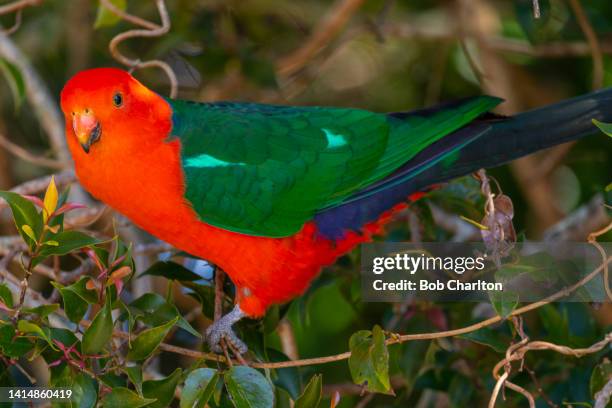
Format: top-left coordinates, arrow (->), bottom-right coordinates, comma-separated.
60,67 -> 611,354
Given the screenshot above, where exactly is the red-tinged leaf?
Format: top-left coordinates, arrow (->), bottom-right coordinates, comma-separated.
85,248 -> 106,273
113,279 -> 124,295
0,300 -> 12,312
54,202 -> 87,216
109,266 -> 131,280
23,195 -> 44,209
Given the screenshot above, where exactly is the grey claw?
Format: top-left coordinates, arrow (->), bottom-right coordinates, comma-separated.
205,305 -> 247,354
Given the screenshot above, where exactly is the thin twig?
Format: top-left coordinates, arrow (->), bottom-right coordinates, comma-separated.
383,23 -> 612,58
2,8 -> 22,35
277,0 -> 367,77
100,0 -> 178,98
0,133 -> 66,170
594,378 -> 612,408
490,333 -> 612,407
0,30 -> 69,162
588,221 -> 612,301
0,0 -> 41,16
532,0 -> 541,18
567,0 -> 603,89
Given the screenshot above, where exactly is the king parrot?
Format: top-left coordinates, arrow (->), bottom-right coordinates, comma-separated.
60,68 -> 611,353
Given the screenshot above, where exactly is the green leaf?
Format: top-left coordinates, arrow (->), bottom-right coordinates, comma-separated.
127,317 -> 178,361
0,191 -> 42,249
180,368 -> 219,408
267,349 -> 300,399
0,58 -> 25,109
294,374 -> 322,408
94,0 -> 127,28
593,119 -> 612,137
56,286 -> 89,323
50,366 -> 97,408
21,303 -> 60,318
590,360 -> 612,397
101,387 -> 156,408
72,372 -> 98,408
139,261 -> 203,281
348,325 -> 392,394
129,293 -> 200,338
459,327 -> 511,353
0,283 -> 14,308
52,277 -> 97,323
82,294 -> 113,354
224,366 -> 274,408
0,323 -> 33,358
34,231 -> 102,266
124,365 -> 143,395
488,289 -> 518,319
142,368 -> 182,408
17,320 -> 56,349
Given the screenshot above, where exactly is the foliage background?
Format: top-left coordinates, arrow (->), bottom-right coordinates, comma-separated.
0,0 -> 611,407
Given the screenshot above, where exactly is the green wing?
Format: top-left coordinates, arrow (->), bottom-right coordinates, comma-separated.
167,97 -> 500,237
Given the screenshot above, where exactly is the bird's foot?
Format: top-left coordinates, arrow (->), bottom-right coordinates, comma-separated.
205,305 -> 247,354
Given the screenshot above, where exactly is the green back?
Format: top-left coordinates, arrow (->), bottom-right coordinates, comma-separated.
167,97 -> 501,237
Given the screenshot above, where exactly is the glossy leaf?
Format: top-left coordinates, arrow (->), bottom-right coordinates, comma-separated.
35,231 -> 102,265
0,191 -> 42,248
142,368 -> 182,408
124,365 -> 143,395
180,368 -> 219,408
21,304 -> 59,318
17,320 -> 56,349
139,260 -> 202,281
294,374 -> 322,408
348,325 -> 392,394
101,387 -> 156,408
82,294 -> 113,354
52,276 -> 97,323
129,293 -> 200,338
224,366 -> 274,408
127,317 -> 178,361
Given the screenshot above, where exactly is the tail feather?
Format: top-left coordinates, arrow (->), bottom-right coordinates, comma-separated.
314,88 -> 612,240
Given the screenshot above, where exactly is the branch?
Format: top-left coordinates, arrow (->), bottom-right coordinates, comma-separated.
595,378 -> 612,408
568,0 -> 604,89
0,30 -> 70,163
0,133 -> 67,169
100,0 -> 177,98
0,0 -> 41,15
383,23 -> 612,58
131,254 -> 612,369
489,334 -> 612,407
276,0 -> 366,77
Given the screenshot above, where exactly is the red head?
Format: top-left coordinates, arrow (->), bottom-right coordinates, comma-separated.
60,68 -> 172,157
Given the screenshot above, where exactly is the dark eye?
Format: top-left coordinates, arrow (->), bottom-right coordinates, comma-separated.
112,92 -> 123,108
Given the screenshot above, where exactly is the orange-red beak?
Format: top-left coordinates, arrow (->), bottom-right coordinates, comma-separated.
72,110 -> 101,153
